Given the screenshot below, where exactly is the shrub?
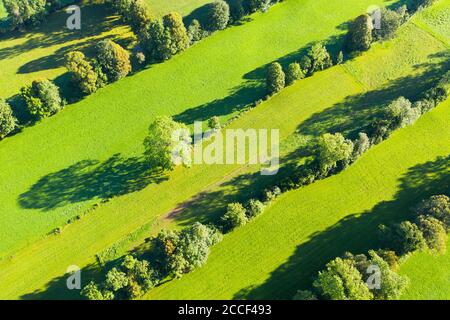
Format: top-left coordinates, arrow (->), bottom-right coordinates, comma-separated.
313,257 -> 373,300
20,79 -> 63,118
336,51 -> 344,65
346,14 -> 373,52
163,12 -> 190,54
227,0 -> 245,22
4,0 -> 47,28
379,221 -> 427,255
206,1 -> 230,31
221,202 -> 247,231
0,100 -> 17,139
266,62 -> 285,95
263,186 -> 281,202
94,40 -> 132,82
416,216 -> 447,254
65,51 -> 101,95
208,116 -> 221,130
385,97 -> 421,129
244,0 -> 270,13
351,132 -> 370,161
81,281 -> 114,300
285,62 -> 304,85
246,199 -> 266,218
143,116 -> 192,171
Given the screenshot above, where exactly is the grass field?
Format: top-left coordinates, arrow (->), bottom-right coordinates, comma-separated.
0,0 -> 394,258
0,0 -> 448,300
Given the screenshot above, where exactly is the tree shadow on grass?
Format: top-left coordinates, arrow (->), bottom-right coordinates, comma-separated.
233,155 -> 450,299
297,51 -> 450,139
18,153 -> 168,211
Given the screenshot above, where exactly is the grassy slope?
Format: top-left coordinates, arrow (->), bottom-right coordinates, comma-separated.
145,0 -> 211,17
0,0 -> 389,258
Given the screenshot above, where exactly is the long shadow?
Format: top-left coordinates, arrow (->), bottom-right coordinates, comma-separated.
233,155 -> 450,299
18,154 -> 168,211
297,51 -> 450,139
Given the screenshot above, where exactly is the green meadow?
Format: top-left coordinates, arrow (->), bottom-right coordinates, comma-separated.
0,0 -> 448,300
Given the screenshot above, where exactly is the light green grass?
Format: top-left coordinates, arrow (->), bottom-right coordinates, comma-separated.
0,0 -> 392,258
145,99 -> 450,300
145,0 -> 212,17
399,239 -> 450,300
412,0 -> 450,46
0,1 -> 5,19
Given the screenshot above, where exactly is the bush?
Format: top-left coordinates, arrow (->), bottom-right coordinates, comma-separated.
0,100 -> 17,139
313,257 -> 373,300
81,281 -> 114,300
266,62 -> 285,95
221,203 -> 247,231
187,19 -> 205,44
306,43 -> 333,73
414,195 -> 450,231
346,14 -> 373,52
243,0 -> 270,13
206,1 -> 230,31
227,0 -> 245,22
293,290 -> 317,300
94,40 -> 132,82
246,199 -> 266,218
263,186 -> 281,202
163,12 -> 190,54
4,0 -> 47,28
351,132 -> 370,161
105,267 -> 129,292
208,116 -> 221,130
285,62 -> 304,85
20,79 -> 63,118
417,216 -> 447,254
385,97 -> 421,129
65,51 -> 101,95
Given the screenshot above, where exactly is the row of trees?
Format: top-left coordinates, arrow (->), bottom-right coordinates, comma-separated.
346,0 -> 437,53
297,194 -> 449,300
82,222 -> 222,300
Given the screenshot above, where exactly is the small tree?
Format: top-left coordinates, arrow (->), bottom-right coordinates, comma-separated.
417,215 -> 447,254
0,100 -> 17,139
414,195 -> 450,230
206,1 -> 230,31
20,79 -> 63,118
246,199 -> 266,218
385,97 -> 421,129
95,40 -> 132,83
313,257 -> 373,300
346,14 -> 373,52
187,19 -> 204,44
227,0 -> 245,23
316,133 -> 354,171
4,0 -> 47,28
266,62 -> 285,95
352,132 -> 370,161
380,221 -> 427,255
105,268 -> 129,292
373,8 -> 403,41
285,62 -> 304,86
221,202 -> 247,231
143,116 -> 192,171
65,51 -> 100,95
81,281 -> 113,300
128,0 -> 153,35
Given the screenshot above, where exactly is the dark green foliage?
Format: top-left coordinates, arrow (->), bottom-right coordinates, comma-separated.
285,62 -> 304,85
20,79 -> 63,118
409,0 -> 437,13
108,0 -> 153,35
246,199 -> 266,218
266,62 -> 285,95
187,19 -> 205,44
81,281 -> 114,300
227,0 -> 245,22
221,202 -> 247,231
293,290 -> 317,300
313,257 -> 373,300
243,0 -> 270,13
306,43 -> 333,74
316,133 -> 353,172
208,116 -> 221,130
414,195 -> 450,231
0,99 -> 17,139
205,1 -> 230,31
65,51 -> 101,95
94,40 -> 132,82
346,14 -> 373,52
